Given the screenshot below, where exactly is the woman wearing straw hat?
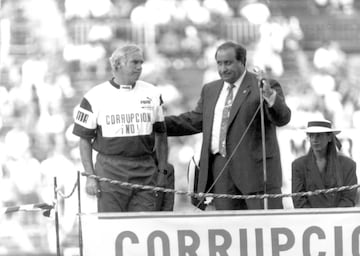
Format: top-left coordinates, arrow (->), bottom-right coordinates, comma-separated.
292,120 -> 358,208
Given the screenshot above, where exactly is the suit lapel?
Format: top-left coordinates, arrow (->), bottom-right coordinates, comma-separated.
305,153 -> 325,189
206,81 -> 223,119
228,72 -> 252,126
203,81 -> 223,142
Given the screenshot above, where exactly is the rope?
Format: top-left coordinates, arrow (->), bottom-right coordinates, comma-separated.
56,180 -> 78,199
3,173 -> 358,213
82,172 -> 360,201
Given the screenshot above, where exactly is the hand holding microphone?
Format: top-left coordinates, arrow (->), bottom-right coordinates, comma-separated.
260,78 -> 275,99
253,67 -> 275,99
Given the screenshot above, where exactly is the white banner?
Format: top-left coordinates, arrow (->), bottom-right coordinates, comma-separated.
81,208 -> 360,256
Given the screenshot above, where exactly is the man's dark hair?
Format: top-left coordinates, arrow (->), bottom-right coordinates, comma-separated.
215,41 -> 247,66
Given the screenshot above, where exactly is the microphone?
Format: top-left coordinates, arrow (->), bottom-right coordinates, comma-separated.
253,67 -> 266,88
259,78 -> 266,89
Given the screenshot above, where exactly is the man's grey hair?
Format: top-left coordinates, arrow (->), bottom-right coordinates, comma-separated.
109,44 -> 142,70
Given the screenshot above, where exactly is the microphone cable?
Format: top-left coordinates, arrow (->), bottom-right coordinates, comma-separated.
195,103 -> 262,209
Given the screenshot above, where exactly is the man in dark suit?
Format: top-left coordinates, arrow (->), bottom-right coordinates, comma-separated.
165,41 -> 291,210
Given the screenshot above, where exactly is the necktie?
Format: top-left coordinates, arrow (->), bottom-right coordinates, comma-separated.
219,84 -> 235,157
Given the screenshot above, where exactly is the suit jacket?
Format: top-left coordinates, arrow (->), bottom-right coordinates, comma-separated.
292,152 -> 357,208
165,71 -> 291,195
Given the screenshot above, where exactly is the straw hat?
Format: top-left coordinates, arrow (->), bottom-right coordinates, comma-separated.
305,120 -> 341,134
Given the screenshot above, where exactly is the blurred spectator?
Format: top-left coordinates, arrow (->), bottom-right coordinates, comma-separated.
1,127 -> 43,231
309,72 -> 344,126
181,25 -> 202,55
39,136 -> 78,234
310,40 -> 352,128
182,0 -> 211,24
203,0 -> 233,17
330,0 -> 355,14
130,0 -> 174,25
2,128 -> 41,205
314,0 -> 355,14
239,0 -> 271,25
111,0 -> 134,17
252,17 -> 290,77
283,16 -> 310,79
65,0 -> 113,18
313,40 -> 346,76
202,39 -> 223,84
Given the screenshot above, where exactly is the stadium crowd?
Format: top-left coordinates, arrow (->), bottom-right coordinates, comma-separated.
1,0 -> 360,253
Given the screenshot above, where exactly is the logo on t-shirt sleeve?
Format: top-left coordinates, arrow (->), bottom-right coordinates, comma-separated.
76,110 -> 89,123
74,106 -> 95,129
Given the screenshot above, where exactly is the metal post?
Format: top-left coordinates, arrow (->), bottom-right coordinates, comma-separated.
77,171 -> 84,256
53,177 -> 61,256
259,79 -> 268,210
